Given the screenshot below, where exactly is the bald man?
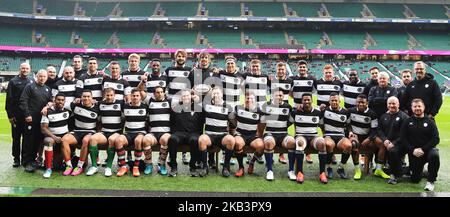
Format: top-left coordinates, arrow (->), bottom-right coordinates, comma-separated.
378,96 -> 409,184
5,62 -> 34,167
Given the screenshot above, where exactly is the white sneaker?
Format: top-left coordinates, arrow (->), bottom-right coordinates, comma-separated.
266,170 -> 274,181
43,169 -> 52,179
288,170 -> 296,181
86,166 -> 98,176
104,168 -> 112,177
424,181 -> 435,191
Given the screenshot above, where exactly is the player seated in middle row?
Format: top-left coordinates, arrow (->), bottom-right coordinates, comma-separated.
260,89 -> 295,181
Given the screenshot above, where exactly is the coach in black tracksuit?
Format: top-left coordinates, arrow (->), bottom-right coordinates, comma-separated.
5,63 -> 34,167
400,99 -> 440,186
168,90 -> 205,177
402,68 -> 442,118
19,70 -> 53,172
378,97 -> 409,183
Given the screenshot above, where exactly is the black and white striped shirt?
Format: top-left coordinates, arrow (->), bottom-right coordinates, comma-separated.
146,74 -> 168,98
41,107 -> 71,137
79,71 -> 104,102
123,103 -> 148,134
315,78 -> 342,107
261,102 -> 293,134
243,73 -> 269,107
320,106 -> 349,137
219,70 -> 243,110
102,76 -> 131,101
147,98 -> 171,133
342,80 -> 366,109
348,107 -> 378,138
204,101 -> 232,135
231,105 -> 262,136
52,78 -> 83,110
270,77 -> 292,103
165,66 -> 192,99
70,102 -> 99,133
291,75 -> 315,105
293,108 -> 321,137
98,100 -> 124,133
122,68 -> 146,88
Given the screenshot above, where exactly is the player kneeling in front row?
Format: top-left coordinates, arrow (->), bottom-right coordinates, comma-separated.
61,90 -> 100,176
293,93 -> 328,184
260,89 -> 295,181
86,88 -> 123,177
40,94 -> 71,178
229,91 -> 264,177
347,94 -> 387,180
115,89 -> 148,177
198,87 -> 235,177
141,86 -> 172,176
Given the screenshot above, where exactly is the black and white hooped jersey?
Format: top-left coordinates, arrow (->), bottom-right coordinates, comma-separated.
291,75 -> 316,105
293,108 -> 321,137
219,70 -> 243,109
146,74 -> 168,98
165,66 -> 192,98
52,78 -> 83,110
243,73 -> 269,106
261,102 -> 293,134
348,107 -> 378,137
231,105 -> 262,136
147,98 -> 171,133
320,106 -> 349,137
342,80 -> 366,109
102,76 -> 131,101
98,100 -> 124,133
314,78 -> 342,107
79,72 -> 104,101
41,107 -> 71,137
123,102 -> 148,134
270,77 -> 292,103
122,69 -> 146,88
70,102 -> 99,133
204,101 -> 233,135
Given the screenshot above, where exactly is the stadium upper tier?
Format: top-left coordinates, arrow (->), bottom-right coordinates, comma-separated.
0,0 -> 448,19
1,25 -> 447,50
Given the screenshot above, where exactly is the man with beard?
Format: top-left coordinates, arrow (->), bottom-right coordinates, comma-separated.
402,61 -> 442,118
397,69 -> 413,112
401,99 -> 440,191
165,50 -> 192,165
6,62 -> 34,167
364,66 -> 379,96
